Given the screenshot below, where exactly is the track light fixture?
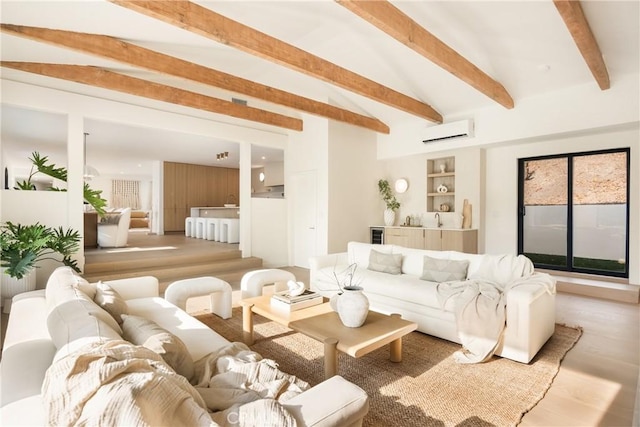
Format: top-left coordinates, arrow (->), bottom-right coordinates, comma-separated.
216,151 -> 229,161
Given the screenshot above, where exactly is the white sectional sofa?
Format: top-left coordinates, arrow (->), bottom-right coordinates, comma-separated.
0,267 -> 369,426
310,242 -> 556,364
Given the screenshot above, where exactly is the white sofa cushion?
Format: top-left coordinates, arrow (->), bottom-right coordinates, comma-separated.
121,314 -> 195,381
45,267 -> 122,335
126,297 -> 230,362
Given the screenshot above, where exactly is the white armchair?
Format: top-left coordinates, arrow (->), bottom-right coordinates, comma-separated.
97,208 -> 131,248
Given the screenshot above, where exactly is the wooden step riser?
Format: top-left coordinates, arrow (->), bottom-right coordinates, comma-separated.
84,250 -> 242,275
83,257 -> 262,284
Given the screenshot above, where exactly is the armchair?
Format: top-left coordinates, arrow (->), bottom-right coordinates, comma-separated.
97,208 -> 131,248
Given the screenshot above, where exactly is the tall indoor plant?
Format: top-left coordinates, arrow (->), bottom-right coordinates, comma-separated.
1,221 -> 80,310
378,179 -> 400,226
14,152 -> 107,216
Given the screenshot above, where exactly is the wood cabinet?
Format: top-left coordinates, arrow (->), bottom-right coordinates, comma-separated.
384,227 -> 477,254
427,156 -> 455,213
83,212 -> 98,248
384,227 -> 424,247
163,162 -> 240,232
426,229 -> 478,254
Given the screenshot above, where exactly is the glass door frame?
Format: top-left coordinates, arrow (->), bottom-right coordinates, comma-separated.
517,148 -> 630,278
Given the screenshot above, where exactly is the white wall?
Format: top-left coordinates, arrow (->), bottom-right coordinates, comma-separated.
250,198 -> 288,267
287,114 -> 330,260
485,126 -> 639,284
377,73 -> 639,160
327,120 -> 380,253
380,147 -> 484,243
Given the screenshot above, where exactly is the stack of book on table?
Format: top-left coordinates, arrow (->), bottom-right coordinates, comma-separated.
270,289 -> 323,312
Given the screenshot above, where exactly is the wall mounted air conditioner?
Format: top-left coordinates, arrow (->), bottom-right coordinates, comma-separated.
422,119 -> 474,143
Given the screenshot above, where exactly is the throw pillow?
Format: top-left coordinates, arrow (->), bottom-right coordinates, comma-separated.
420,256 -> 469,282
368,249 -> 402,275
94,281 -> 129,324
121,314 -> 195,381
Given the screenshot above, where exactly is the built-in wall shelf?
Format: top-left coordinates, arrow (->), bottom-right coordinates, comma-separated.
426,156 -> 455,212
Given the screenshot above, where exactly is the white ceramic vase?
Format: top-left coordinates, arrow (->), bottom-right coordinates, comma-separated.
330,286 -> 370,328
1,267 -> 36,313
383,208 -> 396,226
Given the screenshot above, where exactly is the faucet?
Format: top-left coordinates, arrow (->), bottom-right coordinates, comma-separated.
435,212 -> 442,228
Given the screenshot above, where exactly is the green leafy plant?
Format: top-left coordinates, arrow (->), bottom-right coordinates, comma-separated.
0,221 -> 81,279
378,179 -> 400,211
14,152 -> 107,216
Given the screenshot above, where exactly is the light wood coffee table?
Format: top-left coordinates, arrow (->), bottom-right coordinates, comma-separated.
289,311 -> 417,379
240,294 -> 333,345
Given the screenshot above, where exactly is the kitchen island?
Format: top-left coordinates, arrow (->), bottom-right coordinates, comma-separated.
190,206 -> 240,219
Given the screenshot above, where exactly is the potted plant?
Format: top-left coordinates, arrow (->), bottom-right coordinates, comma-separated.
0,221 -> 81,310
378,179 -> 400,226
14,152 -> 107,216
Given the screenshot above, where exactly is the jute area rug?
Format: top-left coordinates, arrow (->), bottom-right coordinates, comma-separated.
195,308 -> 581,427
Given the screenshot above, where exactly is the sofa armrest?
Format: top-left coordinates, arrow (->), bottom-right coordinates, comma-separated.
500,274 -> 556,363
102,276 -> 159,300
282,375 -> 369,427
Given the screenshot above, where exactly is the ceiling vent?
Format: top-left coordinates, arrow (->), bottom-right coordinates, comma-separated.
231,97 -> 247,106
422,119 -> 474,143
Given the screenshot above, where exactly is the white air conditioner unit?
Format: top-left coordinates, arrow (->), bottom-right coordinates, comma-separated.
422,119 -> 474,143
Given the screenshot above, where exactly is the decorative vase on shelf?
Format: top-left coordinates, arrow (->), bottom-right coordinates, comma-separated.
330,286 -> 370,328
383,208 -> 396,226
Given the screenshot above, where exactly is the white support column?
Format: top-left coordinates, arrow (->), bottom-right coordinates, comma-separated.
239,141 -> 252,257
67,114 -> 85,268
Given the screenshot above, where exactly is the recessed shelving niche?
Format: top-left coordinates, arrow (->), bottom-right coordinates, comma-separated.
426,156 -> 455,212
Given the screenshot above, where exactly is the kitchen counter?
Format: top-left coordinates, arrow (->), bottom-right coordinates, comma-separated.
190,207 -> 240,218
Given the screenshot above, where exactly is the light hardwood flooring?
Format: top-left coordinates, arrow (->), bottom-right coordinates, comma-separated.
191,273 -> 640,427
1,232 -> 638,425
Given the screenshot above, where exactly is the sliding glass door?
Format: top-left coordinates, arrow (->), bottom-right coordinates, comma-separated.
518,149 -> 629,277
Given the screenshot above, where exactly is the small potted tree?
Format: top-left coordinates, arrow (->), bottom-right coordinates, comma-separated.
0,221 -> 80,312
378,179 -> 400,226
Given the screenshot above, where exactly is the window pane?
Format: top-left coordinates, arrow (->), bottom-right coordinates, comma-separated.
522,158 -> 568,267
572,152 -> 627,273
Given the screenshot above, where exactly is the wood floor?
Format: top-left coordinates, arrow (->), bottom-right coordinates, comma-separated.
2,232 -> 639,425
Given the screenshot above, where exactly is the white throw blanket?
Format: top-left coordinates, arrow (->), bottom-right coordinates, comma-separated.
42,340 -> 304,426
437,254 -> 555,364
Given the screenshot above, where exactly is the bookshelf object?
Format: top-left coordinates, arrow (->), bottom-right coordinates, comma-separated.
427,156 -> 455,212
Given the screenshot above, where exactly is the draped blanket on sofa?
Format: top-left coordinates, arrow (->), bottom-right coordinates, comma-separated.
437,254 -> 556,364
42,340 -> 306,426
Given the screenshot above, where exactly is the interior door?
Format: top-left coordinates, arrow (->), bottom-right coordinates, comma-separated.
291,170 -> 317,268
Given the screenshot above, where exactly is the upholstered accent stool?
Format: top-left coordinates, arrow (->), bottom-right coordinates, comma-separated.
185,217 -> 196,237
165,276 -> 232,319
205,218 -> 222,242
220,218 -> 240,243
240,268 -> 296,299
195,218 -> 208,239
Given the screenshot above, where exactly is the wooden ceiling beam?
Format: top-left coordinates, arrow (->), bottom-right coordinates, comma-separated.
1,24 -> 389,134
109,0 -> 442,123
336,0 -> 514,109
553,0 -> 610,90
0,61 -> 303,131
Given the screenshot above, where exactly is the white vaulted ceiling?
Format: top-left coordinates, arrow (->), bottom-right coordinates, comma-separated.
1,0 -> 638,175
